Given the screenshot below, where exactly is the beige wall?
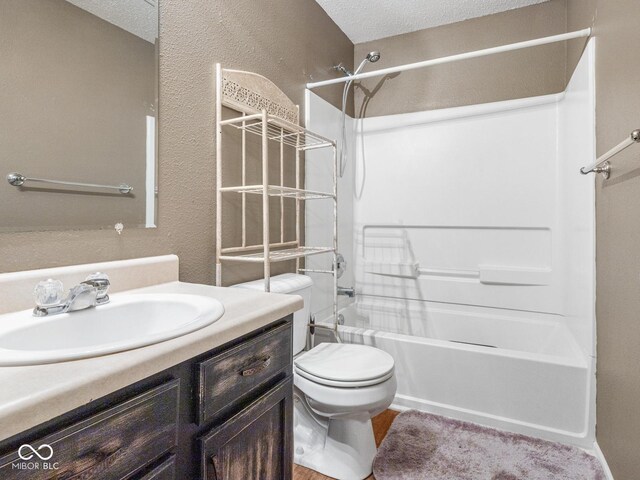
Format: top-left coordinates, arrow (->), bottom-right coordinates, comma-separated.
566,1 -> 640,478
0,0 -> 155,230
354,0 -> 570,117
0,0 -> 352,284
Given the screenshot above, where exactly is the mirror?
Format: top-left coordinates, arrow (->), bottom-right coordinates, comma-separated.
0,0 -> 158,232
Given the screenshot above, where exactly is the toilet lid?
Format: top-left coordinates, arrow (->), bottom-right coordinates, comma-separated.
294,343 -> 394,386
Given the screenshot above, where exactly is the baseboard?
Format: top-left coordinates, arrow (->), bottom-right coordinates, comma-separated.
592,442 -> 615,480
389,402 -> 410,412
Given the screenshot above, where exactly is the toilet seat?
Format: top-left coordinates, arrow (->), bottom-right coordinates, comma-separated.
295,365 -> 394,387
294,343 -> 395,388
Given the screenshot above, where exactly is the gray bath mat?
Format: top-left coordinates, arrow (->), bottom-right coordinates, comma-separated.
373,410 -> 605,480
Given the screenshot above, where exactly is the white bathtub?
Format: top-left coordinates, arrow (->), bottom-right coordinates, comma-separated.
317,301 -> 593,448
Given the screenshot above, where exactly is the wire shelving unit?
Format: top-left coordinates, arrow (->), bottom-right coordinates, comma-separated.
215,64 -> 339,337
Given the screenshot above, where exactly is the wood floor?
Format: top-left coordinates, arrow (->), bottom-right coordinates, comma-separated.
292,409 -> 400,480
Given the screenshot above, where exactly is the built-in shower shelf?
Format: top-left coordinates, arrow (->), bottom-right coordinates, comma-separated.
220,113 -> 335,151
220,185 -> 334,200
364,261 -> 420,278
220,246 -> 334,263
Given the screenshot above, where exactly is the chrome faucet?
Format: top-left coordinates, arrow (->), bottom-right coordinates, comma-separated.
337,286 -> 356,298
33,273 -> 110,317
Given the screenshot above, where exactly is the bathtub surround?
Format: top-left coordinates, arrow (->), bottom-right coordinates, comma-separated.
373,410 -> 605,480
0,0 -> 352,286
564,0 -> 640,478
304,90 -> 356,321
305,40 -> 595,447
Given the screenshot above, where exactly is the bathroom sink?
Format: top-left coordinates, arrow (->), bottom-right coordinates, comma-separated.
0,294 -> 225,366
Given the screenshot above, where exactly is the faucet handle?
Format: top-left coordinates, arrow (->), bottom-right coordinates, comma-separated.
84,272 -> 109,282
34,278 -> 64,308
82,272 -> 110,302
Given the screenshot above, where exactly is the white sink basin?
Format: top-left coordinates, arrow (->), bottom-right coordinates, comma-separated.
0,293 -> 225,366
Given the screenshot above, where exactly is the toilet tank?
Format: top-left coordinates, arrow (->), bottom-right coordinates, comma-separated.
231,273 -> 313,356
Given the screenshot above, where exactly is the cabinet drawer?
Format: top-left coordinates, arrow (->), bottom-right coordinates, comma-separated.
0,380 -> 179,480
135,454 -> 176,480
197,322 -> 292,424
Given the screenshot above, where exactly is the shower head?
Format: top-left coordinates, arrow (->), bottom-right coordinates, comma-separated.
366,51 -> 381,63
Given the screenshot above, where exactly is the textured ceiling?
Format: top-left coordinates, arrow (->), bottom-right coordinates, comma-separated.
314,0 -> 550,43
65,0 -> 157,43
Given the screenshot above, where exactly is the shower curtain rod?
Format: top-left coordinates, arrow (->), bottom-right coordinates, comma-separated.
306,28 -> 591,89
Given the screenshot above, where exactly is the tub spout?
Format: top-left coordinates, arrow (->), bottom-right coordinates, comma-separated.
337,286 -> 356,298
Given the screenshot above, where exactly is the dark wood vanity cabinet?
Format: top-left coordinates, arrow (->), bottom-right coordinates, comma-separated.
0,317 -> 293,480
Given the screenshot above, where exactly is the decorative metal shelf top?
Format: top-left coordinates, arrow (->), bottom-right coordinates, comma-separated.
219,113 -> 335,151
219,246 -> 334,263
220,184 -> 334,200
6,172 -> 133,194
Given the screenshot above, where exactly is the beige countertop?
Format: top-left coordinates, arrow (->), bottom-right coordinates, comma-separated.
0,281 -> 302,442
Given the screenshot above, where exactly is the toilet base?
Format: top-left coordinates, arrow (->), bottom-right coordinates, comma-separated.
294,394 -> 377,480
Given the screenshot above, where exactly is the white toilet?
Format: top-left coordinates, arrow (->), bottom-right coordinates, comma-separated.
233,273 -> 397,480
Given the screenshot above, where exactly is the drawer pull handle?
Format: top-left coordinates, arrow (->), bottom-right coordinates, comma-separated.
58,447 -> 121,480
241,356 -> 272,376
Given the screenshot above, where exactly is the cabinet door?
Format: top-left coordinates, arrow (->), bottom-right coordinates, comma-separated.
200,377 -> 292,480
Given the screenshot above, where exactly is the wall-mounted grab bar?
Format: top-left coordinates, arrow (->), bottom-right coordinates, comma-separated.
6,172 -> 133,194
580,129 -> 640,179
